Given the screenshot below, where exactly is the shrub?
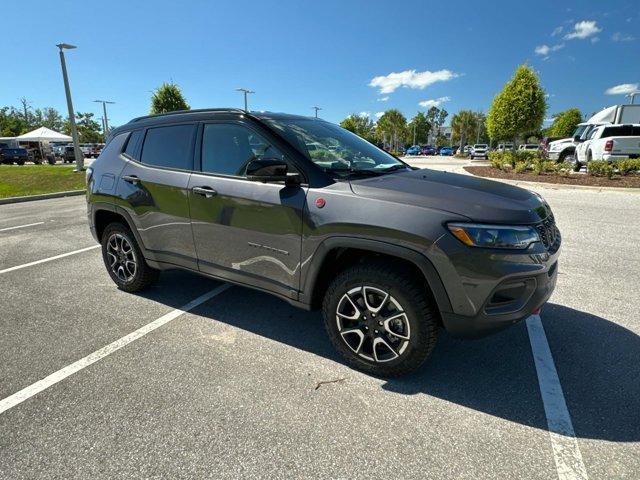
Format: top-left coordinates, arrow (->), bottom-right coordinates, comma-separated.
557,161 -> 573,177
588,160 -> 614,179
514,161 -> 528,173
617,158 -> 640,176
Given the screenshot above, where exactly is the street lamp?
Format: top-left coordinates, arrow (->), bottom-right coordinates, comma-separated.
94,100 -> 115,136
236,88 -> 254,112
312,106 -> 322,118
56,43 -> 83,171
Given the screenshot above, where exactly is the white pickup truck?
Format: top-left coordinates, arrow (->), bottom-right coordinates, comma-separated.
547,104 -> 640,169
575,124 -> 640,165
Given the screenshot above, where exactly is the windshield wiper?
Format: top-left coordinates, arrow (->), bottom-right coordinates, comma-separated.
381,164 -> 410,173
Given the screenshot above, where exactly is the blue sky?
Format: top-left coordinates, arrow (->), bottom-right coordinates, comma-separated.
1,0 -> 638,129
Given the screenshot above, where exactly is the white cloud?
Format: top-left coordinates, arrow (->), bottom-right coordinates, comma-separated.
418,96 -> 451,108
551,26 -> 563,37
375,112 -> 384,119
605,83 -> 639,95
591,37 -> 600,43
377,96 -> 389,102
369,69 -> 459,94
358,111 -> 370,118
612,32 -> 635,42
534,43 -> 564,56
564,20 -> 602,40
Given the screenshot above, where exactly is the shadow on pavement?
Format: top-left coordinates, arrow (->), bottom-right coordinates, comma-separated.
149,272 -> 640,442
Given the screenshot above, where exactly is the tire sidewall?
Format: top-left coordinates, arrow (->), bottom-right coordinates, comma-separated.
323,267 -> 435,376
101,223 -> 142,289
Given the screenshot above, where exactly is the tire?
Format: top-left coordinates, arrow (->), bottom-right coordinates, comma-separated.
322,260 -> 439,377
16,159 -> 25,166
101,222 -> 159,292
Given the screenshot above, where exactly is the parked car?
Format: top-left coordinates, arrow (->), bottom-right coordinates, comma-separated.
90,143 -> 105,157
496,143 -> 514,152
547,103 -> 640,164
406,145 -> 421,156
518,144 -> 541,151
439,146 -> 454,156
540,137 -> 560,158
576,124 -> 640,167
470,144 -> 489,159
421,145 -> 437,156
87,108 -> 560,377
0,143 -> 29,165
79,144 -> 92,157
63,145 -> 76,163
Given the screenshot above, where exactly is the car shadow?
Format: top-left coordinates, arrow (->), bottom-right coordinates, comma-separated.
147,271 -> 640,443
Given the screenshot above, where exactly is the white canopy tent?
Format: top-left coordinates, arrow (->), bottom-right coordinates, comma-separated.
16,127 -> 72,143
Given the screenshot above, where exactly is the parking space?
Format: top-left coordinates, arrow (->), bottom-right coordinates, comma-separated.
1,178 -> 639,478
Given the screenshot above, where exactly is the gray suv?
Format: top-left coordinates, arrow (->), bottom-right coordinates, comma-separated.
87,109 -> 560,376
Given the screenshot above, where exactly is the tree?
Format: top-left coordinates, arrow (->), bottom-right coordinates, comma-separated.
406,112 -> 430,145
340,113 -> 376,143
0,107 -> 27,136
548,108 -> 582,138
64,112 -> 103,142
486,65 -> 546,146
150,82 -> 190,114
451,110 -> 477,151
425,106 -> 448,143
375,109 -> 407,151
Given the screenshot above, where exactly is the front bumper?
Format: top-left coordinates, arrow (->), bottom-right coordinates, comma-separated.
441,261 -> 558,337
548,152 -> 561,160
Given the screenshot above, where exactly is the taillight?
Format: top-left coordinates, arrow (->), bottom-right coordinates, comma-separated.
604,140 -> 613,152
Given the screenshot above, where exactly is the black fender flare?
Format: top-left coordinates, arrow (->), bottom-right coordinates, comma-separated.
300,237 -> 452,315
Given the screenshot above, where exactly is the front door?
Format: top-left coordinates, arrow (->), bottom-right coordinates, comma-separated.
188,122 -> 307,299
117,124 -> 198,269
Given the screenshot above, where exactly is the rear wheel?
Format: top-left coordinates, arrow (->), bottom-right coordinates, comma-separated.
322,260 -> 439,377
101,222 -> 159,292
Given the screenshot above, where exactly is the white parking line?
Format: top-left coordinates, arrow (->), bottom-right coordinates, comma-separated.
0,245 -> 100,275
0,222 -> 45,232
0,284 -> 230,415
526,315 -> 588,480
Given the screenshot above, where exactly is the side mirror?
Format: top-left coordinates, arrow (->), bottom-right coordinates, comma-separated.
246,158 -> 300,184
573,135 -> 583,142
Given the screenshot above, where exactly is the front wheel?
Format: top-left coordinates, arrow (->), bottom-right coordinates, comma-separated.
323,261 -> 439,377
101,222 -> 159,292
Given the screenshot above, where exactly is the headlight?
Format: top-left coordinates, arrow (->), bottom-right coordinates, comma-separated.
447,223 -> 539,249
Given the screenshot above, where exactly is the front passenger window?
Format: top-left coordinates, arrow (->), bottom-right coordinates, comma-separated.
201,124 -> 286,176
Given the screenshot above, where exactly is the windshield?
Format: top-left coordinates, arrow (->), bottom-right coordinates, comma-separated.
262,117 -> 408,177
573,124 -> 588,138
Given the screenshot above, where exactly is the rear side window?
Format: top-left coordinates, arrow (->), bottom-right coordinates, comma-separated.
140,124 -> 196,170
123,130 -> 143,160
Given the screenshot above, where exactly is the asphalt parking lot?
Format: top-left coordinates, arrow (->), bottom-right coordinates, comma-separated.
1,160 -> 639,479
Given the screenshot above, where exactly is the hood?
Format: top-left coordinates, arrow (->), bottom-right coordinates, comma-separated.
549,137 -> 575,148
349,168 -> 550,224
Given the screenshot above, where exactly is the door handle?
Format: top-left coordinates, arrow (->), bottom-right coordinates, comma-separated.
192,186 -> 217,198
122,175 -> 140,185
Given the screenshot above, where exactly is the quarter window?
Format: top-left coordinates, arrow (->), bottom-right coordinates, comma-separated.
201,123 -> 285,176
140,124 -> 196,170
123,130 -> 143,160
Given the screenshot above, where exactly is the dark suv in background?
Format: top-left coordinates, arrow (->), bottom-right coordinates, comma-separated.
87,108 -> 560,376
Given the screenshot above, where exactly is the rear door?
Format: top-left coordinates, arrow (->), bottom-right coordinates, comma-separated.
188,121 -> 307,299
117,123 -> 198,269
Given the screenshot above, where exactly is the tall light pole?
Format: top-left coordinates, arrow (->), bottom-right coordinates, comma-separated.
94,100 -> 115,136
56,43 -> 83,171
312,106 -> 322,118
236,88 -> 254,112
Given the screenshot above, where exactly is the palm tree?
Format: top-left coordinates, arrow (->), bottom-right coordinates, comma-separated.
451,110 -> 477,152
376,109 -> 408,151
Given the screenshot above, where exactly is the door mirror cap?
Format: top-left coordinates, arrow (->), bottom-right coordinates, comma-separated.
246,158 -> 301,184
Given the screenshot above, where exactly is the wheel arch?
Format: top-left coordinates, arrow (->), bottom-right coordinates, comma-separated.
93,206 -> 149,258
301,237 -> 452,316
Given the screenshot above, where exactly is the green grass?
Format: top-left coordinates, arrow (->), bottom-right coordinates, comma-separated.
0,165 -> 86,199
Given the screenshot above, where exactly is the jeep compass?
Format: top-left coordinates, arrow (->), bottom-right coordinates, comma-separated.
87,109 -> 560,376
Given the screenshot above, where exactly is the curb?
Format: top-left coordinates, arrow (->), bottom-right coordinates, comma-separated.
0,190 -> 86,205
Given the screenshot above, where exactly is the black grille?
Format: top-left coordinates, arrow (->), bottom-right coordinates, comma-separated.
535,214 -> 560,251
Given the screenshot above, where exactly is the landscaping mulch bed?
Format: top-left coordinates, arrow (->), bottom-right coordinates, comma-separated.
464,166 -> 640,189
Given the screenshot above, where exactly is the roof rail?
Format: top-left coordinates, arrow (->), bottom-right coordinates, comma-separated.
128,108 -> 248,123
